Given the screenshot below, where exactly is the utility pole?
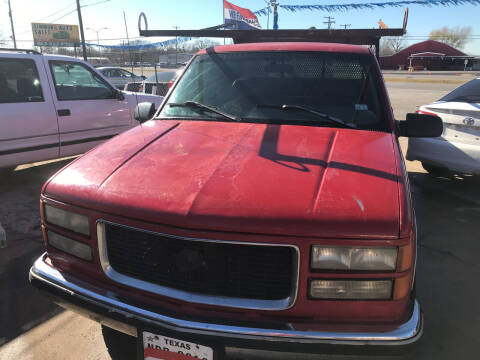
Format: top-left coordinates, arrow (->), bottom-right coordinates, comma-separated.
172,25 -> 179,65
76,0 -> 88,61
123,11 -> 134,73
264,0 -> 279,30
340,24 -> 351,29
323,16 -> 335,30
7,0 -> 17,49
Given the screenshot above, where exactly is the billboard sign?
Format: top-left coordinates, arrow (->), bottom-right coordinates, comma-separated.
32,23 -> 80,47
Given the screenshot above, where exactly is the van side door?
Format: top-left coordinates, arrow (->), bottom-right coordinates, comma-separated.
46,59 -> 133,157
0,54 -> 59,168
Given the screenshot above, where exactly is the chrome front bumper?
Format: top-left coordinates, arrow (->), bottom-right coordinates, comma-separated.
29,254 -> 423,353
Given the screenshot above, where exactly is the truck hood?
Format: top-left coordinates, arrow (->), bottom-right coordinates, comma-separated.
44,120 -> 400,239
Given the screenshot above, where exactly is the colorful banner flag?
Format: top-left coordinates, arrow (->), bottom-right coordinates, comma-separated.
224,0 -> 262,30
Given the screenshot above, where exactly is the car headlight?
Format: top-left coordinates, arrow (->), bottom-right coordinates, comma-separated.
47,231 -> 93,261
309,279 -> 393,300
44,204 -> 90,236
311,246 -> 397,271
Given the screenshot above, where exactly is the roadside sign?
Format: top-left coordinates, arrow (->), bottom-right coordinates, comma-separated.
31,23 -> 80,47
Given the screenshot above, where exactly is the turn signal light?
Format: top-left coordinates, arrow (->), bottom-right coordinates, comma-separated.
309,279 -> 392,300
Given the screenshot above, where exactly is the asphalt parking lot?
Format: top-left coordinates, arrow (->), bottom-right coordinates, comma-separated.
1,79 -> 479,360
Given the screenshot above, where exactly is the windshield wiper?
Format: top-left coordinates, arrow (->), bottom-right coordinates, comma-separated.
257,104 -> 357,129
168,101 -> 240,122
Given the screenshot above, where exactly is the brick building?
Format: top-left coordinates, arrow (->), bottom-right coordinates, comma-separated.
379,40 -> 479,70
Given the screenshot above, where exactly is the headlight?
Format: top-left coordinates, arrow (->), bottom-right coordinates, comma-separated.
47,231 -> 93,261
44,204 -> 90,236
309,279 -> 392,300
311,246 -> 397,271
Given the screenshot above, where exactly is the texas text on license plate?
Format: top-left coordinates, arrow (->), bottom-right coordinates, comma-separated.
142,331 -> 214,360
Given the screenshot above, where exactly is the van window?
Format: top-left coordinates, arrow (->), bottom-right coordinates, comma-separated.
50,61 -> 114,101
0,58 -> 44,103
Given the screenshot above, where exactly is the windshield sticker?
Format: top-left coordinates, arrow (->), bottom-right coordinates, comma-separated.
355,104 -> 369,111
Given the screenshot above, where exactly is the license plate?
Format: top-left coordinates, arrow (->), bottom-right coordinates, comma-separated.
142,331 -> 214,360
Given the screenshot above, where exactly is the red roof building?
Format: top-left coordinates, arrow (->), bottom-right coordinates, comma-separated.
379,40 -> 470,70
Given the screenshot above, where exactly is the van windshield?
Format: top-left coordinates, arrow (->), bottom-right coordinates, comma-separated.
158,51 -> 388,130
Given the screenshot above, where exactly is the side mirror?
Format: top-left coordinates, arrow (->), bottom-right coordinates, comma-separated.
141,75 -> 147,80
397,113 -> 443,137
115,90 -> 125,101
134,102 -> 156,123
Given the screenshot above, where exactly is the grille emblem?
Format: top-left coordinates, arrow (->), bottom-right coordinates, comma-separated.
463,117 -> 475,126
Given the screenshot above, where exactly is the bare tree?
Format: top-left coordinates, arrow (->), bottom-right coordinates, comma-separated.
429,26 -> 472,49
380,37 -> 406,56
188,39 -> 221,51
388,37 -> 405,53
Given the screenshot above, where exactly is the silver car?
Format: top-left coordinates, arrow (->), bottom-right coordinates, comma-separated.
407,77 -> 480,175
97,67 -> 145,89
140,69 -> 183,96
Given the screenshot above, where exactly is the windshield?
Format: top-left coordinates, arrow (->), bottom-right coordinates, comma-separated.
439,78 -> 480,103
158,51 -> 388,130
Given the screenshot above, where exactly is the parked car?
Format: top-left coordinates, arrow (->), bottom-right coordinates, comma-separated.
97,67 -> 146,89
0,49 -> 163,170
88,57 -> 114,67
123,81 -> 142,92
30,42 -> 442,359
139,69 -> 183,96
407,77 -> 480,175
123,70 -> 181,94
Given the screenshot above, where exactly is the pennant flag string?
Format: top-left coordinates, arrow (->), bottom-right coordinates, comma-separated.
86,37 -> 194,50
254,0 -> 480,16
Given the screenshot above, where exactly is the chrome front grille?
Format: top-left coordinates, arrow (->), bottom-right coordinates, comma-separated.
97,221 -> 299,310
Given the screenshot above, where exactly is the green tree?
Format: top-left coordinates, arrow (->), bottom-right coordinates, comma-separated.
429,26 -> 472,49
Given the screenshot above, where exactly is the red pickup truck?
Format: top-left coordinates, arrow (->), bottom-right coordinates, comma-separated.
30,42 -> 442,359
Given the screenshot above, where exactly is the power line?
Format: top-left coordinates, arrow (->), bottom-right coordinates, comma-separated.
13,0 -> 110,37
14,2 -> 77,35
36,2 -> 77,22
49,8 -> 78,24
45,0 -> 111,25
82,0 -> 110,8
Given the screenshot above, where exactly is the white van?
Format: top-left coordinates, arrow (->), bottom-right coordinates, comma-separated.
0,49 -> 163,170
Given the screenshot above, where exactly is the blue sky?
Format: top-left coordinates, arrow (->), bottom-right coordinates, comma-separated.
1,0 -> 479,53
